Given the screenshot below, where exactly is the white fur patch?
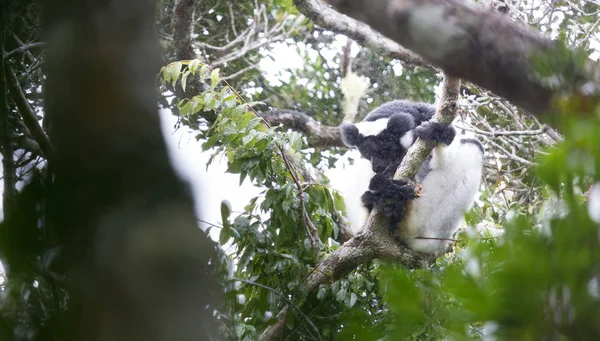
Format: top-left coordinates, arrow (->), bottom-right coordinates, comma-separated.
400,131 -> 414,148
335,157 -> 374,234
355,118 -> 389,137
396,136 -> 484,254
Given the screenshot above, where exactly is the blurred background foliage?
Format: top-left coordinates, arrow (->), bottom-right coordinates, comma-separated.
1,0 -> 600,340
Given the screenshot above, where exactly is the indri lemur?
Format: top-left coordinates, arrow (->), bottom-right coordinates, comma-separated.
339,100 -> 484,254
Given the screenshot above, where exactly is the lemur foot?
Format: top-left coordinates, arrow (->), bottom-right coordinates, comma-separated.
361,174 -> 419,234
413,121 -> 455,145
415,183 -> 423,197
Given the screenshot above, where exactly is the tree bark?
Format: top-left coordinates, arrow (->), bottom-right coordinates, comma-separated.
172,0 -> 196,61
322,0 -> 599,122
293,0 -> 431,68
41,0 -> 220,340
262,109 -> 345,148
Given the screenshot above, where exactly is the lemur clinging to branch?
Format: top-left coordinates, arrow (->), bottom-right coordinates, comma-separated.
339,100 -> 484,254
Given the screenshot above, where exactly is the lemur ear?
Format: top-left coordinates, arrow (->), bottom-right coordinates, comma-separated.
387,113 -> 415,135
340,123 -> 360,147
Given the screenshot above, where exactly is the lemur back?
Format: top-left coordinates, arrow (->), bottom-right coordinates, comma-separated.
394,137 -> 484,253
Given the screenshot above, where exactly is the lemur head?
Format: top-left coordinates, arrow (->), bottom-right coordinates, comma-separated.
340,100 -> 436,174
340,113 -> 416,174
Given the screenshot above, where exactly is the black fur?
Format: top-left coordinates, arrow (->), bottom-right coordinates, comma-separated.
340,123 -> 360,147
386,113 -> 415,136
342,100 -> 449,234
460,138 -> 485,154
361,173 -> 418,234
413,122 -> 456,145
364,100 -> 435,125
341,100 -> 435,174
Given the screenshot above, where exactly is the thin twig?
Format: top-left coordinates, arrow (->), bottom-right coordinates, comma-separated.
455,124 -> 547,136
3,42 -> 45,60
5,64 -> 53,158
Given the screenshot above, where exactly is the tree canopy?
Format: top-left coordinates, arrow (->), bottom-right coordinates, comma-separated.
1,0 -> 600,340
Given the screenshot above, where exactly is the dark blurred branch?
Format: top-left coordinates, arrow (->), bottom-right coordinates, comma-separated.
171,0 -> 196,61
41,0 -> 220,339
323,0 -> 600,122
11,134 -> 43,155
1,40 -> 15,215
5,64 -> 53,158
3,42 -> 45,60
293,0 -> 431,68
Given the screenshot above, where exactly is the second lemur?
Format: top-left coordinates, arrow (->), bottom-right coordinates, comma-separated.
339,100 -> 484,254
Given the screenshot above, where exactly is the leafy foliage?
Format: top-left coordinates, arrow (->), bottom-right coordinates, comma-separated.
161,61 -> 372,339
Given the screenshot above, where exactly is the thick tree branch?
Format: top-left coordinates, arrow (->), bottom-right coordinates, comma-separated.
293,0 -> 431,68
171,0 -> 196,61
258,305 -> 290,341
171,0 -> 215,108
262,109 -> 345,148
6,64 -> 53,158
1,39 -> 15,216
323,0 -> 599,121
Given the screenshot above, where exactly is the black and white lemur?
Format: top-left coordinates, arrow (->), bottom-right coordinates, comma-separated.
339,100 -> 484,254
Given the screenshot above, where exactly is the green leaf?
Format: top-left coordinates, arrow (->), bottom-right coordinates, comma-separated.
336,287 -> 347,302
345,292 -> 357,308
179,100 -> 192,116
170,61 -> 183,87
210,68 -> 220,88
317,284 -> 328,300
199,64 -> 209,79
201,135 -> 219,151
181,70 -> 190,92
219,226 -> 231,245
188,59 -> 201,74
221,200 -> 232,228
289,131 -> 302,151
227,160 -> 243,174
161,66 -> 171,84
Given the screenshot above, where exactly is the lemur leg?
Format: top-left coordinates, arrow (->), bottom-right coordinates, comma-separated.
361,173 -> 420,234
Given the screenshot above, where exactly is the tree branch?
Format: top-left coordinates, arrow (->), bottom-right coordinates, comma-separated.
293,0 -> 431,68
3,42 -> 45,60
5,64 -> 53,158
322,0 -> 599,121
171,0 -> 196,61
261,109 -> 345,148
392,76 -> 462,179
